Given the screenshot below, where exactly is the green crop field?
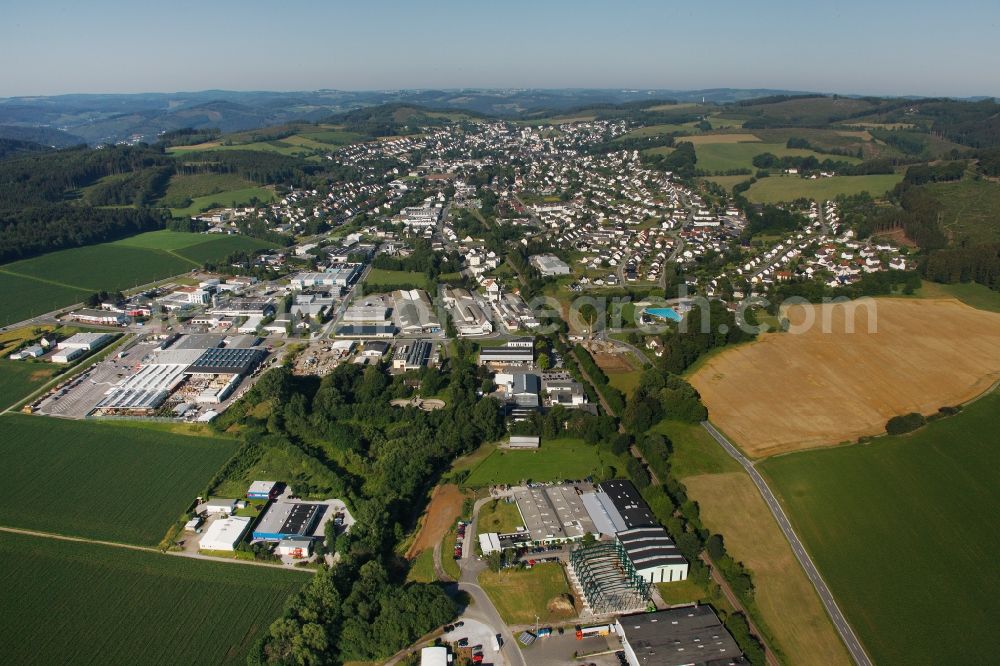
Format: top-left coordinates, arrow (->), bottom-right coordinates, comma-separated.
694,141 -> 861,174
918,280 -> 1000,313
0,234 -> 275,325
760,390 -> 1000,664
921,178 -> 1000,245
745,174 -> 903,203
298,128 -> 366,145
463,438 -> 607,486
0,360 -> 56,409
3,244 -> 194,291
158,172 -> 257,208
707,115 -> 745,129
170,185 -> 276,218
0,414 -> 238,545
111,229 -> 220,250
173,235 -> 276,264
0,272 -> 90,325
0,531 -> 306,666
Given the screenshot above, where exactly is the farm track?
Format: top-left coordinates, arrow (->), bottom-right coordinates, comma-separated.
0,525 -> 312,573
0,267 -> 93,292
162,248 -> 202,267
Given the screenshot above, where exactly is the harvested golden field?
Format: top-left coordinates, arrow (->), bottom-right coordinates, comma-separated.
683,472 -> 852,666
690,298 -> 1000,457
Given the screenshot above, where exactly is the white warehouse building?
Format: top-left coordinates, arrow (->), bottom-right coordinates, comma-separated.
198,516 -> 252,551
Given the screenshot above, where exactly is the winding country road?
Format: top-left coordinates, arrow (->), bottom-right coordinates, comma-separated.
700,421 -> 873,666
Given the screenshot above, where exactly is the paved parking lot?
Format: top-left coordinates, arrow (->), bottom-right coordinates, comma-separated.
520,631 -> 623,666
442,618 -> 503,665
35,341 -> 153,417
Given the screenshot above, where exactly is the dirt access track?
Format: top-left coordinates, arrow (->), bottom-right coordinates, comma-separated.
690,298 -> 1000,458
406,483 -> 465,559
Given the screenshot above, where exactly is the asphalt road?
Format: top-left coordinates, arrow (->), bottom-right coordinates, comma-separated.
700,421 -> 873,666
457,496 -> 527,666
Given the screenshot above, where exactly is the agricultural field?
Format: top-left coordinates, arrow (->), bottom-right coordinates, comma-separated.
0,324 -> 54,355
702,175 -> 752,191
692,139 -> 862,174
652,419 -> 849,664
172,235 -> 277,265
463,438 -> 608,487
685,133 -> 757,145
0,233 -> 276,325
682,472 -> 852,666
478,562 -> 576,625
690,298 -> 1000,457
170,185 -> 276,218
2,243 -> 194,291
0,531 -> 306,666
112,229 -> 221,250
760,389 -> 1000,665
158,172 -> 257,208
0,271 -> 93,325
622,122 -> 701,138
0,360 -> 56,409
744,173 -> 902,204
0,414 -> 238,545
921,178 -> 1000,245
918,279 -> 1000,313
295,127 -> 367,145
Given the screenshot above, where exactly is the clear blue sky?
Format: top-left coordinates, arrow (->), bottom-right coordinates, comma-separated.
2,0 -> 997,97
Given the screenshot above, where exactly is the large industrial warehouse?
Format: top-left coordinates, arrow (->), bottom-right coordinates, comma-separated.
615,606 -> 745,666
92,337 -> 269,418
253,501 -> 326,541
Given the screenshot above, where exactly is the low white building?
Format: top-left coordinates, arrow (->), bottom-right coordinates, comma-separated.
420,646 -> 449,666
203,498 -> 239,515
508,435 -> 540,449
275,537 -> 313,557
478,532 -> 502,555
199,516 -> 252,551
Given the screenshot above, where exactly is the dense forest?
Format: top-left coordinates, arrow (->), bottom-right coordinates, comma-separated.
0,205 -> 165,263
0,145 -> 171,210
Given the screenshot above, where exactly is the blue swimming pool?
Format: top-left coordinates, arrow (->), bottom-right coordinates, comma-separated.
644,307 -> 683,322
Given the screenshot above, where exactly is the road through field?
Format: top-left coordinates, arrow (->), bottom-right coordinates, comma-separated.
700,422 -> 872,666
